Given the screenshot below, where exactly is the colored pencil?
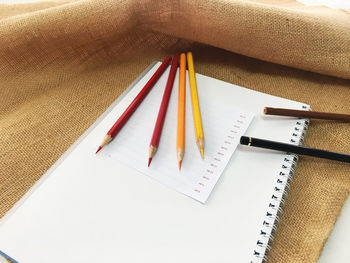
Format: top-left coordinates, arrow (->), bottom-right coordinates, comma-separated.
187,51 -> 204,159
96,56 -> 172,154
177,53 -> 186,170
148,54 -> 179,166
240,136 -> 350,163
264,107 -> 350,121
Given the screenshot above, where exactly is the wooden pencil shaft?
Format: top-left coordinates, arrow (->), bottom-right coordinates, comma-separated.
149,145 -> 157,158
196,137 -> 204,150
107,56 -> 172,138
150,54 -> 179,147
100,134 -> 112,147
240,136 -> 350,163
264,107 -> 350,121
177,148 -> 184,161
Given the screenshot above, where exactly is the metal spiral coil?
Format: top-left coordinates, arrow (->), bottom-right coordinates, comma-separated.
250,105 -> 310,263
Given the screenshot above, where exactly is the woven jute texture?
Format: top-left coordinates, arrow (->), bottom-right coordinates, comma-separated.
0,1 -> 350,262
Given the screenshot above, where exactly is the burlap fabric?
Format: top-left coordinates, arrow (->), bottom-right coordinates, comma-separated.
0,1 -> 349,262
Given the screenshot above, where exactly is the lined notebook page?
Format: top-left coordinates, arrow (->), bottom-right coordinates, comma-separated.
102,67 -> 253,203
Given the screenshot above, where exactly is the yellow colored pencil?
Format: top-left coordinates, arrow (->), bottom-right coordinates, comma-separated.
187,51 -> 204,159
177,53 -> 186,170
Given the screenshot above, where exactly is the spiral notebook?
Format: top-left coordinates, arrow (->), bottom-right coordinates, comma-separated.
0,62 -> 309,263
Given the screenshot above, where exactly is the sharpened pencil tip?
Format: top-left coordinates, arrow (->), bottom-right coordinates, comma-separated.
148,158 -> 152,167
200,148 -> 204,159
96,146 -> 102,154
179,160 -> 182,170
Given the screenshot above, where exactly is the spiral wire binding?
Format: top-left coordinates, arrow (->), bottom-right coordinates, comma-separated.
250,105 -> 311,263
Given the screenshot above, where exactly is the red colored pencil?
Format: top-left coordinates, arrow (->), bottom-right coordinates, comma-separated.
96,56 -> 172,154
148,54 -> 179,166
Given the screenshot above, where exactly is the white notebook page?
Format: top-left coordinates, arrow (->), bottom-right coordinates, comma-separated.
0,62 -> 309,263
101,67 -> 253,203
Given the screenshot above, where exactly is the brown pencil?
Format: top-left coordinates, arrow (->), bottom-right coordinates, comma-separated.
264,107 -> 350,122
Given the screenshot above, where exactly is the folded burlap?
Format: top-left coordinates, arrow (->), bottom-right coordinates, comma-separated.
0,1 -> 349,262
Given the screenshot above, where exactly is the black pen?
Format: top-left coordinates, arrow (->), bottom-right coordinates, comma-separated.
240,136 -> 350,163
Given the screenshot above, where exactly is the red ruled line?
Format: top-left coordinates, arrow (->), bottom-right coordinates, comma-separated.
237,120 -> 243,124
224,141 -> 231,144
228,135 -> 234,139
230,130 -> 237,133
214,158 -> 221,161
240,115 -> 246,118
194,189 -> 200,193
210,163 -> 217,168
198,182 -> 205,186
221,146 -> 228,150
234,125 -> 240,128
217,152 -> 224,156
203,176 -> 210,180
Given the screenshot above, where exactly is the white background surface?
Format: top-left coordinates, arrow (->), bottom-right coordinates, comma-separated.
2,191 -> 349,262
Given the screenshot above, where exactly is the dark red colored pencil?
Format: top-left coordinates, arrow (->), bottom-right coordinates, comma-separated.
148,54 -> 179,166
96,56 -> 172,154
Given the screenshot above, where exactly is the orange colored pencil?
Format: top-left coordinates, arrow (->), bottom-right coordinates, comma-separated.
177,53 -> 186,170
